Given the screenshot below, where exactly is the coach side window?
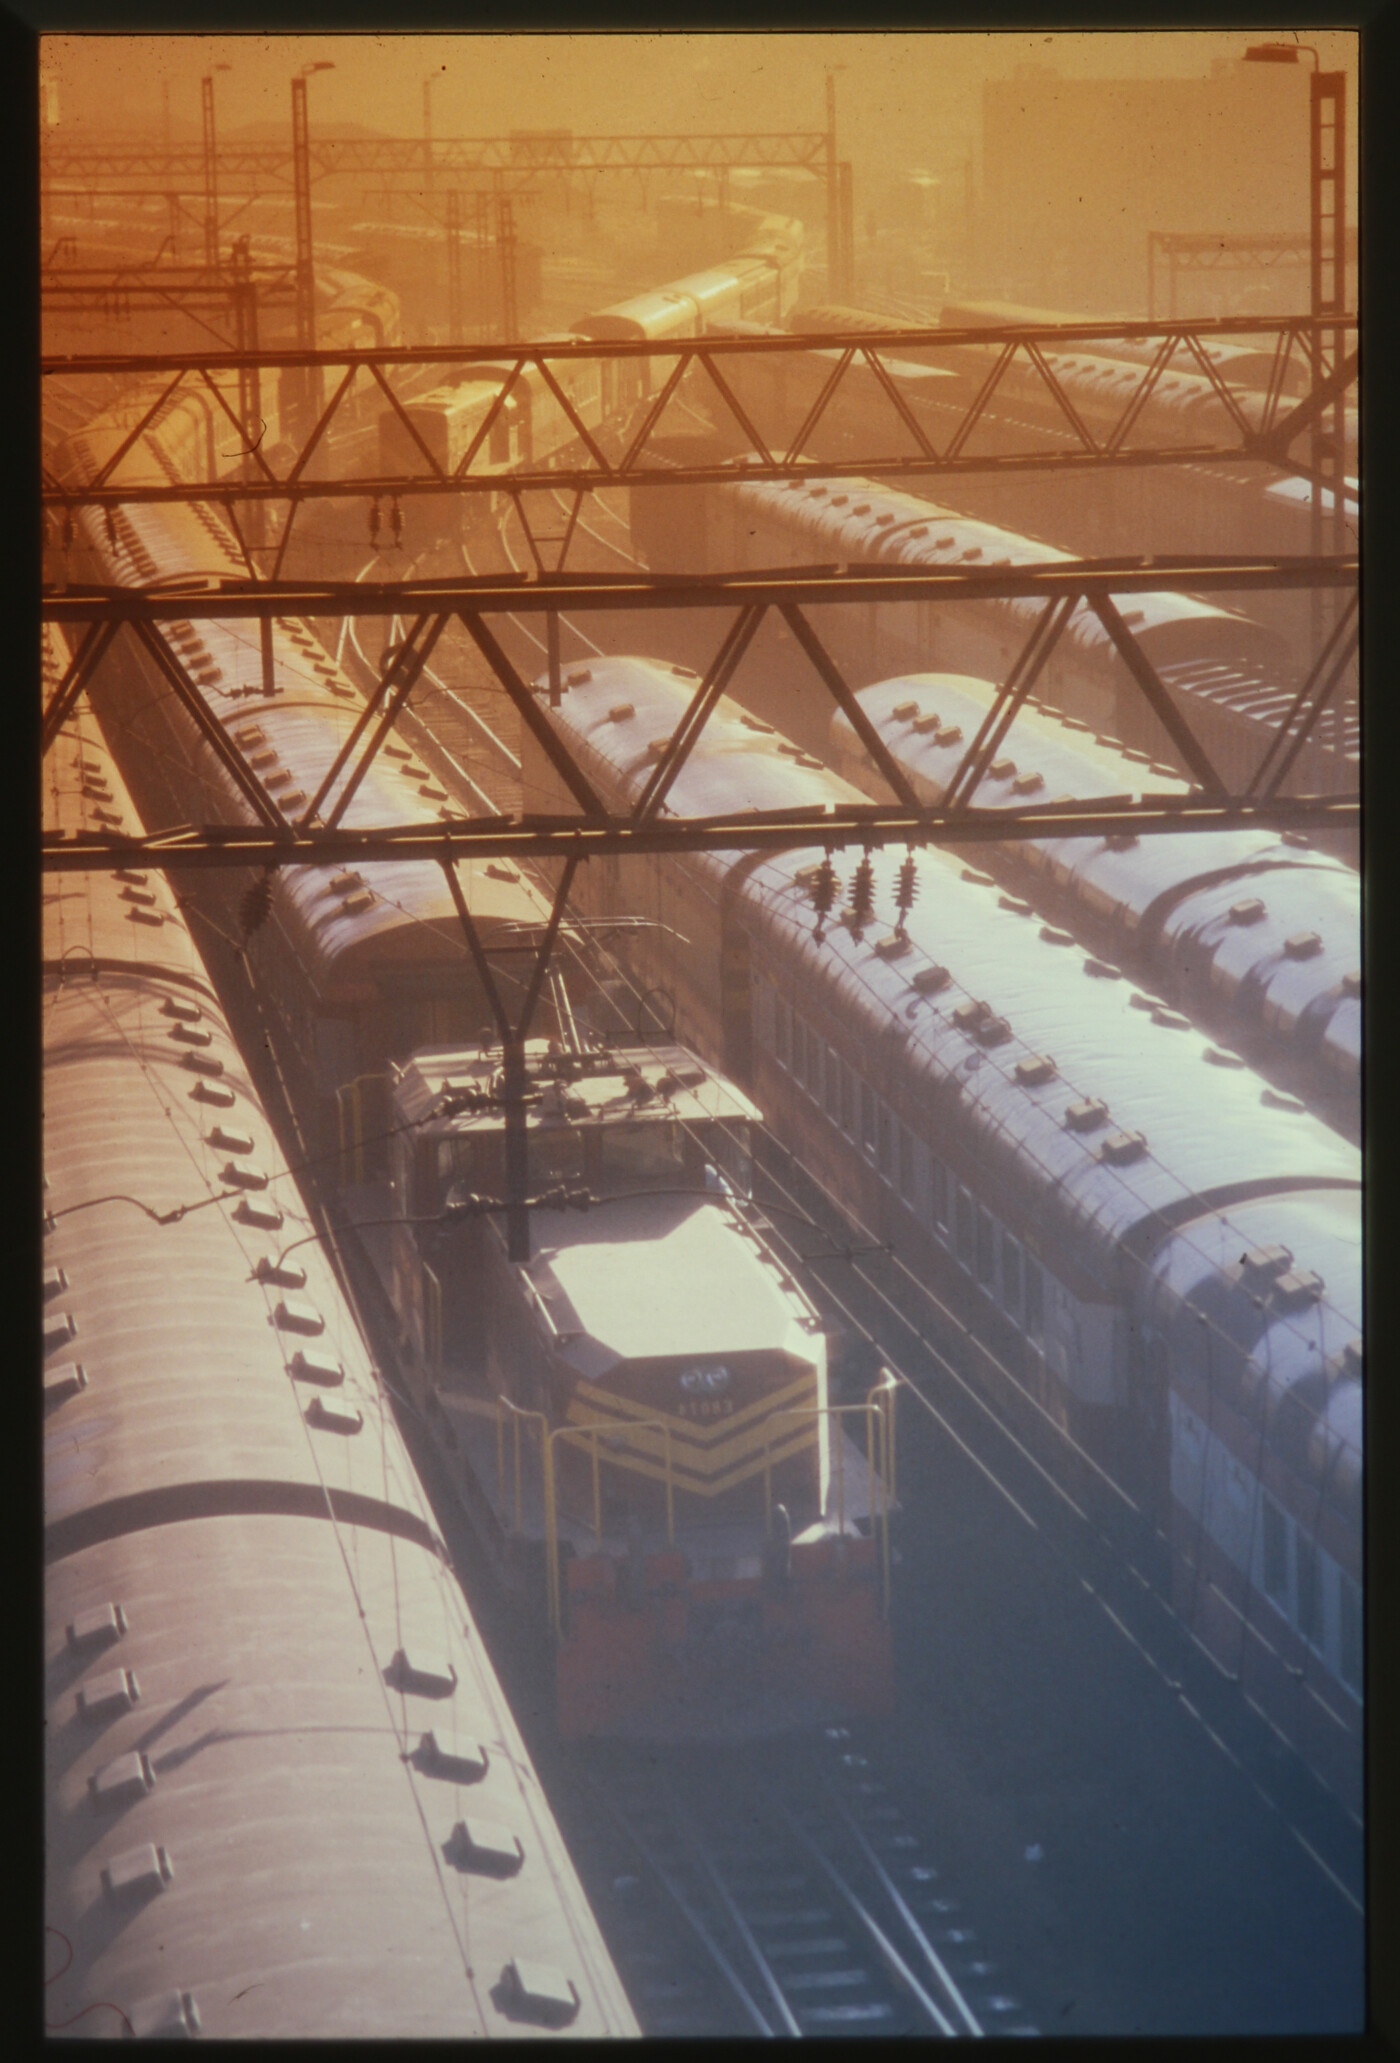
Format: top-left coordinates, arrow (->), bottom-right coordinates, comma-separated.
898,1124 -> 917,1207
926,1154 -> 949,1234
1296,1531 -> 1323,1647
976,1206 -> 997,1292
774,997 -> 791,1071
826,1045 -> 843,1126
861,1079 -> 877,1160
1262,1495 -> 1290,1608
1002,1233 -> 1024,1325
877,1103 -> 896,1184
1024,1257 -> 1044,1337
793,1015 -> 807,1089
955,1186 -> 976,1271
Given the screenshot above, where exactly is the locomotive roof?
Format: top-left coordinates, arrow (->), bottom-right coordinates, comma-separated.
534,659 -> 1360,1299
519,1194 -> 824,1372
394,1039 -> 761,1131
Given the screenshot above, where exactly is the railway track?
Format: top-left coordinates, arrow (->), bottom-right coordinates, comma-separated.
564,1726 -> 1036,2037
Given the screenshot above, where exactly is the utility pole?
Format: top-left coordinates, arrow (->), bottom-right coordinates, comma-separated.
290,63 -> 334,435
825,68 -> 841,296
422,71 -> 438,195
446,185 -> 462,344
201,66 -> 229,274
498,191 -> 518,340
1311,68 -> 1348,756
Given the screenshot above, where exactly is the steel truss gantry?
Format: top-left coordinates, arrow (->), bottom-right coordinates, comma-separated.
42,314 -> 1359,569
43,130 -> 833,184
41,554 -> 1359,875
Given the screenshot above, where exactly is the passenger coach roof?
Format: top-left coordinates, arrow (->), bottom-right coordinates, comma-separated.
534,659 -> 1360,1279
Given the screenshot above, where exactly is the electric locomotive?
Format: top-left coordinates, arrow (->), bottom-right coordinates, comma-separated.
516,654 -> 1363,1811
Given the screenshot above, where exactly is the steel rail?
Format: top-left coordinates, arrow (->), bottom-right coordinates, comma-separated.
578,1773 -> 779,2038
818,1783 -> 984,2037
664,1792 -> 806,2038
770,1802 -> 958,2035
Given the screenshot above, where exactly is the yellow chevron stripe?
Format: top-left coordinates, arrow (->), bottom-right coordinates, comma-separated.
570,1367 -> 819,1446
557,1424 -> 819,1500
564,1387 -> 819,1478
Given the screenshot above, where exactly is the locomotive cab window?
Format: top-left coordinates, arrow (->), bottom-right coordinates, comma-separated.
597,1118 -> 687,1191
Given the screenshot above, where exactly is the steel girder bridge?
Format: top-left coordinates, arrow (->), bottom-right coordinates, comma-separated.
42,314 -> 1359,584
41,555 -> 1359,876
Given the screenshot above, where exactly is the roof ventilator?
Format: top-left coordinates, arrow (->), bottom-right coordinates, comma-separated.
1260,1087 -> 1307,1113
1229,897 -> 1266,925
1099,1129 -> 1147,1166
415,1729 -> 489,1783
274,1296 -> 324,1336
205,1126 -> 253,1154
607,702 -> 635,723
450,1819 -> 525,1877
254,1255 -> 306,1289
910,964 -> 950,994
77,1668 -> 140,1720
45,1363 -> 87,1406
1065,1098 -> 1109,1132
289,1347 -> 345,1386
497,1960 -> 581,2028
387,1647 -> 458,1697
68,1604 -> 127,1650
1284,931 -> 1323,960
234,1196 -> 283,1230
1014,1054 -> 1057,1086
222,1161 -> 269,1191
307,1392 -> 363,1433
89,1751 -> 155,1808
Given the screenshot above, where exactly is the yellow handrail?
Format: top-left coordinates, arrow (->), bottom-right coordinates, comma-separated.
488,1373 -> 897,1636
761,1372 -> 899,1618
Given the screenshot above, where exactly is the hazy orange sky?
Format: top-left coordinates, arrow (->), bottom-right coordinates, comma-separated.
41,30 -> 1360,183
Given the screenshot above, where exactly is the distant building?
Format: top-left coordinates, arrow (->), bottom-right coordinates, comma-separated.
977,57 -> 1336,315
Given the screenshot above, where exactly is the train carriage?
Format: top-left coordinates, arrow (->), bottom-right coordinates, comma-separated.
42,657 -> 638,2039
516,653 -> 1363,1812
825,671 -> 1360,1132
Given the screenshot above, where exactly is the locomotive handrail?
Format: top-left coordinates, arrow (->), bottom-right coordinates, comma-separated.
760,1373 -> 899,1618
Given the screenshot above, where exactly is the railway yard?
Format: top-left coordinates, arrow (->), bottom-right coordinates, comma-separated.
41,32 -> 1364,2042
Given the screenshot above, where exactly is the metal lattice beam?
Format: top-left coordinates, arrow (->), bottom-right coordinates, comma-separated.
40,795 -> 1360,875
41,557 -> 1358,627
42,554 -> 1357,875
42,316 -> 1357,516
43,131 -> 831,186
